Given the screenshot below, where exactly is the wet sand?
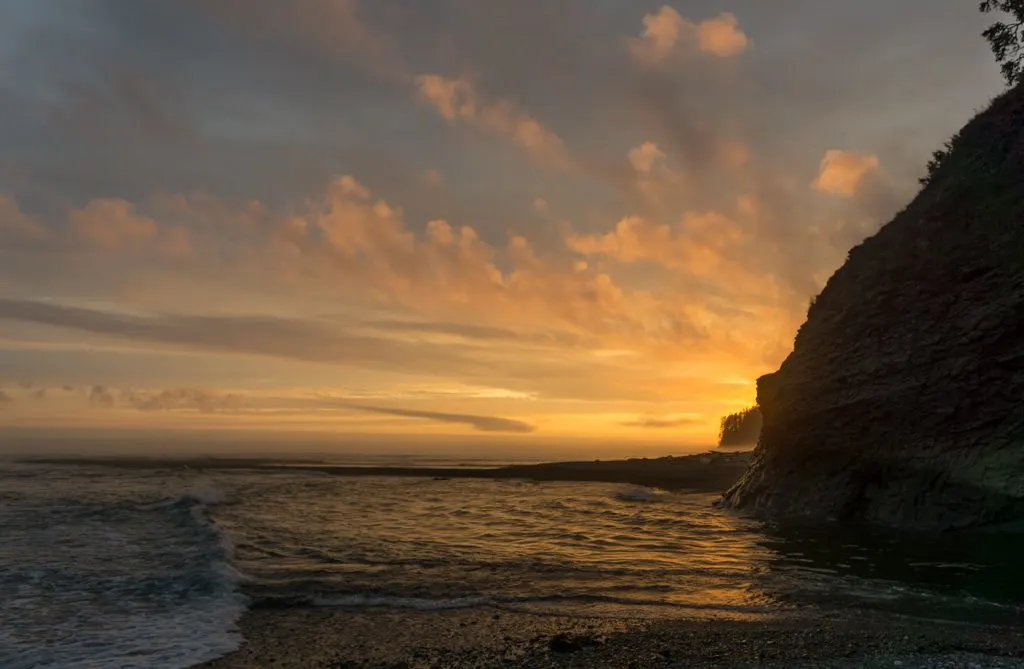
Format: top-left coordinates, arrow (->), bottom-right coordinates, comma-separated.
198,606 -> 1024,668
24,451 -> 751,493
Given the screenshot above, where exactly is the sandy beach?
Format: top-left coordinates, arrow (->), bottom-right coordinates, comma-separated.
198,607 -> 1024,669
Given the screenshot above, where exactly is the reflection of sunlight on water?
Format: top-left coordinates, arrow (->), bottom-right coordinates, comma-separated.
212,475 -> 1024,624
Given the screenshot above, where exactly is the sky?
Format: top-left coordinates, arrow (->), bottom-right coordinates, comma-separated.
0,0 -> 1008,452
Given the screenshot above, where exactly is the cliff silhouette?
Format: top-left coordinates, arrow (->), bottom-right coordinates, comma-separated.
722,82 -> 1024,530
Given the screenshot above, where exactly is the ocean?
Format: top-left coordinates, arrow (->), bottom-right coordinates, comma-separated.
3,458 -> 1023,668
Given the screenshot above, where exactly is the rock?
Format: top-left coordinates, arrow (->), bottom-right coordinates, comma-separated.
548,632 -> 605,654
722,82 -> 1024,530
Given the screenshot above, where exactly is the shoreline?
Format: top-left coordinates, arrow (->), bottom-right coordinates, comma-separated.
196,606 -> 1024,668
21,450 -> 751,493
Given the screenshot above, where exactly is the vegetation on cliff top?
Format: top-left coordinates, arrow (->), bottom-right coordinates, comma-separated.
918,2 -> 1022,187
981,0 -> 1024,86
718,406 -> 762,448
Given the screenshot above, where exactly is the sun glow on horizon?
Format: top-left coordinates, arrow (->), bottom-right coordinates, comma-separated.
0,1 -> 1004,449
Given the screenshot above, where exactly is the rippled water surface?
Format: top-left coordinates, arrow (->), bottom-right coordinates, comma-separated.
3,462 -> 1023,668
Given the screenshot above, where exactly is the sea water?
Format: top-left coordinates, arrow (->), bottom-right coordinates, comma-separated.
3,460 -> 1023,668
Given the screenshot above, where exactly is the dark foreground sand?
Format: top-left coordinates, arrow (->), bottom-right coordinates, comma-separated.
198,607 -> 1024,669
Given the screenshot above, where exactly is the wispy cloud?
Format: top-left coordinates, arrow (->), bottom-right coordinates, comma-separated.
0,0 -> 986,437
0,298 -> 485,376
622,416 -> 702,429
812,150 -> 881,197
415,75 -> 573,170
119,388 -> 244,413
344,403 -> 535,433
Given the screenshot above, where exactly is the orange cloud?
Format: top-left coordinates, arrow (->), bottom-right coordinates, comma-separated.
566,216 -> 677,265
812,150 -> 880,197
415,74 -> 572,170
566,211 -> 746,274
626,141 -> 685,203
70,199 -> 159,250
628,141 -> 667,174
0,196 -> 49,242
629,7 -> 750,66
696,13 -> 750,57
422,169 -> 444,187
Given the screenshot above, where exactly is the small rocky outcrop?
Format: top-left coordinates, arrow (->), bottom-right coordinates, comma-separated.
722,83 -> 1024,530
718,406 -> 763,449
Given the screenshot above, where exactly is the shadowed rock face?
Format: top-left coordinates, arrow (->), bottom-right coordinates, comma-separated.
722,83 -> 1024,530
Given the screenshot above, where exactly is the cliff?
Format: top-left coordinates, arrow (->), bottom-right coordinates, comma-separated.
722,83 -> 1024,530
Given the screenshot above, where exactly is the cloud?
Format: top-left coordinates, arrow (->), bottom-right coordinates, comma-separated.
622,416 -> 702,429
359,318 -> 586,348
362,319 -> 526,342
628,141 -> 667,174
422,169 -> 444,187
629,7 -> 750,66
0,298 -> 476,374
119,388 -> 244,413
0,297 -> 620,401
51,63 -> 198,143
567,216 -> 676,265
0,176 -> 707,348
70,198 -> 159,250
88,385 -> 114,408
812,150 -> 881,197
344,403 -> 535,433
0,196 -> 49,243
27,381 -> 536,432
0,390 -> 13,407
193,0 -> 408,82
415,74 -> 572,170
696,13 -> 750,57
565,210 -> 746,275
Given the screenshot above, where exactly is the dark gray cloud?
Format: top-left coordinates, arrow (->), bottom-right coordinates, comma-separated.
0,298 -> 486,375
2,0 -> 1000,222
119,388 -> 244,413
88,385 -> 114,407
344,403 -> 535,433
0,298 -> 634,401
361,319 -> 526,341
361,318 -> 587,347
27,380 -> 534,432
0,0 -> 1011,424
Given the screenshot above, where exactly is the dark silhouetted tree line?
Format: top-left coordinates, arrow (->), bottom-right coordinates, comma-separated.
718,406 -> 762,448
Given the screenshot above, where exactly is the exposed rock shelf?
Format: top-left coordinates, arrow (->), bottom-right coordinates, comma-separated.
27,451 -> 751,493
722,83 -> 1024,530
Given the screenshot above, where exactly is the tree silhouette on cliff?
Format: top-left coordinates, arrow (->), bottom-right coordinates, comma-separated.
981,0 -> 1024,85
718,406 -> 762,448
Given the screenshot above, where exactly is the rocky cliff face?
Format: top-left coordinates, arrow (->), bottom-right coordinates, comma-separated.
722,84 -> 1024,530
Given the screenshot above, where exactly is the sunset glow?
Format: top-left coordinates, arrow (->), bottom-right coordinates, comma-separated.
0,1 -> 1003,449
